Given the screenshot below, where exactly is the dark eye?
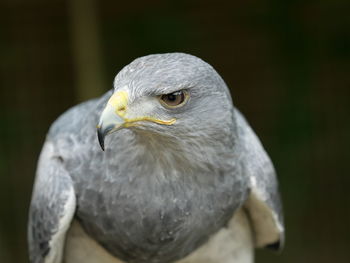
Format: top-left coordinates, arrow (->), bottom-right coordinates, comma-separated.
159,90 -> 189,108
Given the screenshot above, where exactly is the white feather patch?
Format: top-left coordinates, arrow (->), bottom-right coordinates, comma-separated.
244,192 -> 283,248
176,208 -> 254,263
64,220 -> 124,263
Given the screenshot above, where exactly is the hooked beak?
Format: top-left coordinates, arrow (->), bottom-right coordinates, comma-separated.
97,91 -> 128,151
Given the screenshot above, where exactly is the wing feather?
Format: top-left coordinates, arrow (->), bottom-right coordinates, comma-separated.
235,109 -> 285,250
28,141 -> 76,263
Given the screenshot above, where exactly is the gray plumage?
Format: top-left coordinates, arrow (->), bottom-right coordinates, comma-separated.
28,53 -> 284,263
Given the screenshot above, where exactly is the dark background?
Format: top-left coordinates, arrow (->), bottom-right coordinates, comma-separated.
0,0 -> 349,262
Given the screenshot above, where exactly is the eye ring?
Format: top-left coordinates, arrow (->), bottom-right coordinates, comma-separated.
159,90 -> 189,109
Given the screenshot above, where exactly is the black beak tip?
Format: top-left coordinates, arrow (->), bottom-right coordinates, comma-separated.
97,128 -> 105,151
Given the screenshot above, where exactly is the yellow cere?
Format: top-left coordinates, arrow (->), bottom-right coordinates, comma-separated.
107,91 -> 129,117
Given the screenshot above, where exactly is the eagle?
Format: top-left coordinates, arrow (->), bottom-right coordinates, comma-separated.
28,53 -> 284,263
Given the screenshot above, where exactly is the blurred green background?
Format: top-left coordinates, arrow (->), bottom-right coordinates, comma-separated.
0,0 -> 349,262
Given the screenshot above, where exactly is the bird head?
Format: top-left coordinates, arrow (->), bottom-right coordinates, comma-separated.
97,53 -> 235,151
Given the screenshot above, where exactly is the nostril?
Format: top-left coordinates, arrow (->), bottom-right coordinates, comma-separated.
118,106 -> 126,112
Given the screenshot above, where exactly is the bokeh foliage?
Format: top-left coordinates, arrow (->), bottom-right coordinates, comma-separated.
0,0 -> 349,262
